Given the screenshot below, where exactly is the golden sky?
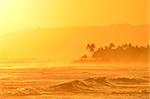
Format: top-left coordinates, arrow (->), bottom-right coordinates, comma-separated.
0,0 -> 149,34
0,0 -> 149,60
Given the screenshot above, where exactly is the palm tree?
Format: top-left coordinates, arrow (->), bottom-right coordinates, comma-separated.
128,43 -> 133,48
90,43 -> 96,52
147,45 -> 150,49
86,43 -> 96,58
109,43 -> 115,49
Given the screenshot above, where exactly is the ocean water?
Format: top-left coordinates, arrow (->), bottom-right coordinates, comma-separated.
0,62 -> 149,99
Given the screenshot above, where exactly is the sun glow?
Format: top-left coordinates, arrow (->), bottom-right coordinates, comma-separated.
0,0 -> 18,35
0,0 -> 148,35
0,0 -> 15,13
0,0 -> 148,59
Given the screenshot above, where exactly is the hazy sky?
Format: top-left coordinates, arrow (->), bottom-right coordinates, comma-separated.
0,0 -> 149,60
0,0 -> 149,34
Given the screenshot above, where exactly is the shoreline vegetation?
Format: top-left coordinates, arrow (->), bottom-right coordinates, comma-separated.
73,43 -> 149,64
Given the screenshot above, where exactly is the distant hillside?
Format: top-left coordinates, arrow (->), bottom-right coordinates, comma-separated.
0,24 -> 149,59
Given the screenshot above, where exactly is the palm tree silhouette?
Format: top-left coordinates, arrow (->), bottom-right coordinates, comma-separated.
109,43 -> 115,49
86,43 -> 96,58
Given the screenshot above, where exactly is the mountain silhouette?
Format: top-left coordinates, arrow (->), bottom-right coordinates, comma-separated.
0,24 -> 148,59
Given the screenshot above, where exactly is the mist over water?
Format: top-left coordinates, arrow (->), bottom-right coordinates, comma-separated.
0,0 -> 149,98
0,56 -> 149,99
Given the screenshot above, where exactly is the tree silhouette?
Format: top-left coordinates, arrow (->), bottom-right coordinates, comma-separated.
86,43 -> 96,58
81,43 -> 149,63
109,43 -> 115,49
81,54 -> 88,59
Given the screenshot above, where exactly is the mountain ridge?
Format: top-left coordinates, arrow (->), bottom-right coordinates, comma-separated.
0,24 -> 149,59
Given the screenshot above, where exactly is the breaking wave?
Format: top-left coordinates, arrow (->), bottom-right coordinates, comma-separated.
0,77 -> 149,96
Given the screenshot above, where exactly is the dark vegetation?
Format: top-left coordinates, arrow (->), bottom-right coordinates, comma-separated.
75,43 -> 149,64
